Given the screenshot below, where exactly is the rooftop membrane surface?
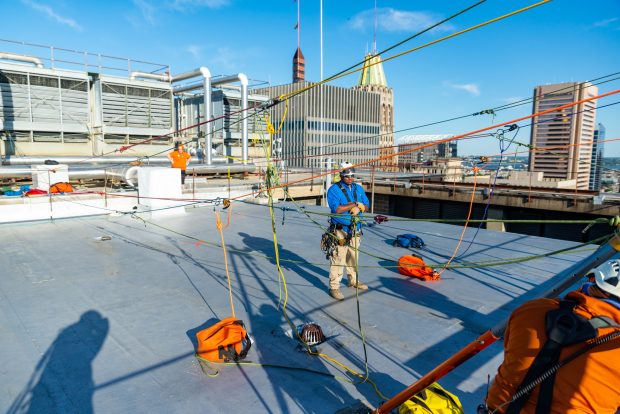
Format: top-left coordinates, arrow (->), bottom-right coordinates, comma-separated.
0,202 -> 596,413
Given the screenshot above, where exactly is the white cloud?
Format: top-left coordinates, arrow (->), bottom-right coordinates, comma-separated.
210,47 -> 236,70
21,0 -> 82,31
170,0 -> 230,11
592,17 -> 618,28
349,8 -> 454,33
444,81 -> 480,96
186,44 -> 202,60
133,0 -> 156,24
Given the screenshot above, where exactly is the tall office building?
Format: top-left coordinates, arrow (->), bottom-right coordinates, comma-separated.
590,123 -> 605,191
253,47 -> 392,170
353,54 -> 395,170
254,82 -> 381,169
529,82 -> 598,190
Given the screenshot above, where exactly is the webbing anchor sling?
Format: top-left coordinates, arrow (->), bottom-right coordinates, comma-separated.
505,299 -> 619,414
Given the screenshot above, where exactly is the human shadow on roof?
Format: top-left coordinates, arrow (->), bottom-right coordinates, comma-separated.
238,232 -> 326,291
7,310 -> 109,414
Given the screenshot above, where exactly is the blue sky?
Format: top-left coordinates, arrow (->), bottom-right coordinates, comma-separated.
3,0 -> 620,156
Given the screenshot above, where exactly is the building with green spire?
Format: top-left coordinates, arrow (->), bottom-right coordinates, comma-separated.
354,53 -> 395,170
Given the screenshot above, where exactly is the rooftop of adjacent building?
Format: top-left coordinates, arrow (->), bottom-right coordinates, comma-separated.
0,191 -> 603,412
397,134 -> 455,145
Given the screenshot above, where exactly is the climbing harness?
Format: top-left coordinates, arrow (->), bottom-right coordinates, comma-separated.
320,181 -> 362,259
496,299 -> 620,414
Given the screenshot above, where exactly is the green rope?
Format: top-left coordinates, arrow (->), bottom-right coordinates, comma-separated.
132,208 -> 610,272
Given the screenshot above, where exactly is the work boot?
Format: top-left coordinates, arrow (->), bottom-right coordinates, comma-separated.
329,289 -> 344,300
348,282 -> 368,290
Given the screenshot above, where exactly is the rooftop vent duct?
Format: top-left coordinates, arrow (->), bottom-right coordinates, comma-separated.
130,71 -> 171,82
0,52 -> 43,68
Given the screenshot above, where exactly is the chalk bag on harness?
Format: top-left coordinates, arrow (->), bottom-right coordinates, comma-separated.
399,382 -> 464,414
297,322 -> 326,346
196,317 -> 252,363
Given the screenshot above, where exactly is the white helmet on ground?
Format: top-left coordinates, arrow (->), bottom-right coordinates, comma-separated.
339,161 -> 355,177
590,259 -> 620,297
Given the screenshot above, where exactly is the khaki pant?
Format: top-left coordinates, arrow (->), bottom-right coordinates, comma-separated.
328,229 -> 361,290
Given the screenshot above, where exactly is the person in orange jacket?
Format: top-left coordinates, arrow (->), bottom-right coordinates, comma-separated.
167,144 -> 191,185
483,259 -> 620,413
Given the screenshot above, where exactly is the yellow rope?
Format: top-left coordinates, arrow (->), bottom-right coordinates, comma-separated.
216,211 -> 235,318
260,109 -> 390,401
277,0 -> 551,101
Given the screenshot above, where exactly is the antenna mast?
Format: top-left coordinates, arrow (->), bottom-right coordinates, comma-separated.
373,0 -> 377,54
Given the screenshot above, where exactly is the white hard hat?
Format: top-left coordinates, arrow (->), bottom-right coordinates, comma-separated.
339,161 -> 355,176
590,259 -> 620,297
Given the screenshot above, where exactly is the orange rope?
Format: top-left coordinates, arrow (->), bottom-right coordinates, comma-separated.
216,211 -> 235,318
438,167 -> 479,275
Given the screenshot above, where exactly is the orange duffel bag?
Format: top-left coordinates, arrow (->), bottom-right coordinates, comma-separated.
398,255 -> 440,281
196,317 -> 252,363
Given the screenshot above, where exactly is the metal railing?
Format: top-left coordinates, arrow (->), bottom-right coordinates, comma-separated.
0,38 -> 169,77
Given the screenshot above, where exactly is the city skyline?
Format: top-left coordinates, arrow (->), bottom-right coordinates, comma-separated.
3,0 -> 619,157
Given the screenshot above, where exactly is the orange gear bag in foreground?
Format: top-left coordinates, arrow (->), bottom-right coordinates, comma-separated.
398,255 -> 440,281
196,317 -> 252,363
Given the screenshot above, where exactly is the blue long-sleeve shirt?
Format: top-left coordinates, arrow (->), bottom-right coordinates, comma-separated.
327,181 -> 369,233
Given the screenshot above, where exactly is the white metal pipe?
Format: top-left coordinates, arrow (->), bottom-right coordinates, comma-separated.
212,73 -> 249,164
241,75 -> 249,164
0,164 -> 255,182
130,71 -> 171,82
2,156 -> 169,165
172,67 -> 212,165
1,156 -> 228,165
0,52 -> 43,68
172,67 -> 210,83
203,75 -> 212,165
173,82 -> 204,94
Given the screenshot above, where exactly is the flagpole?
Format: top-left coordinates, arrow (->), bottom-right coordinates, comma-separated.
320,0 -> 325,206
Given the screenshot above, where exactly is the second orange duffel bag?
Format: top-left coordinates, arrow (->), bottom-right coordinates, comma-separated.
196,317 -> 252,363
398,255 -> 440,281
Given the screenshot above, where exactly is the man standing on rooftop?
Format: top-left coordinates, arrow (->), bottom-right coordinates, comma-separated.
325,161 -> 370,301
167,143 -> 191,186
